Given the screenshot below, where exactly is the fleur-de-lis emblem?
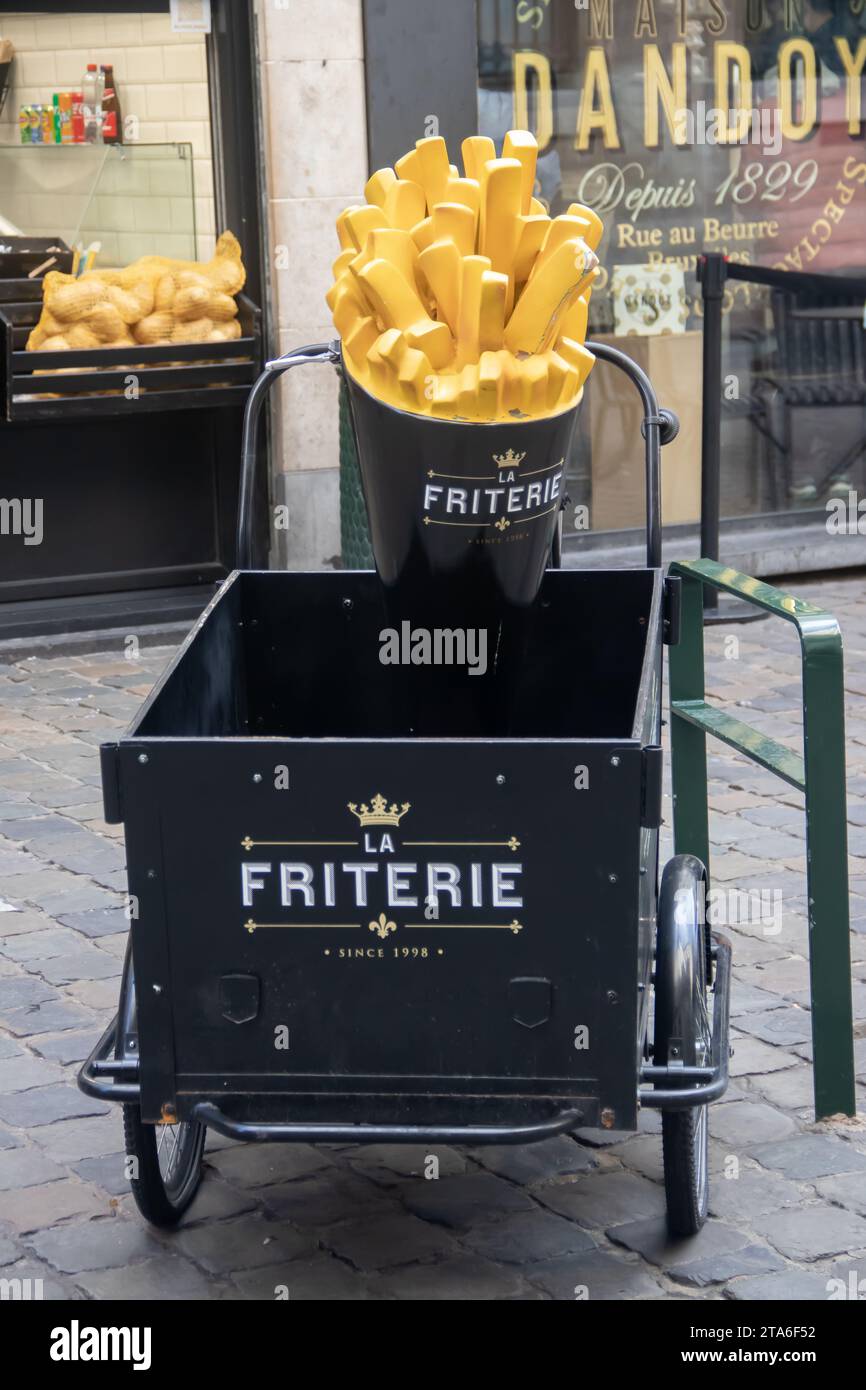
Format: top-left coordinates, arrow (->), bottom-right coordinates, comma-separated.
369,912 -> 396,940
494,517 -> 510,532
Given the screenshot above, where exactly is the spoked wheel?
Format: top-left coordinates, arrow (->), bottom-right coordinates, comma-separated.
123,1104 -> 206,1227
116,941 -> 206,1227
661,1096 -> 709,1238
654,854 -> 712,1237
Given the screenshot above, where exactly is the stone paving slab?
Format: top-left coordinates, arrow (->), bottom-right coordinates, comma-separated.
0,581 -> 864,1301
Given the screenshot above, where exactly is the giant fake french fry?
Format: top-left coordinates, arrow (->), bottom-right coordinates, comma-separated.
328,130 -> 603,421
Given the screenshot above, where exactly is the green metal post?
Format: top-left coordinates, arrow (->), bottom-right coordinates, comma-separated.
669,570 -> 710,878
667,559 -> 856,1120
800,615 -> 854,1119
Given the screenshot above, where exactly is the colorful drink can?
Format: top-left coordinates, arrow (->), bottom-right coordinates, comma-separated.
58,91 -> 74,144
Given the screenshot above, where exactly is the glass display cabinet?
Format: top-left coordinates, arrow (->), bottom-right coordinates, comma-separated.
0,141 -> 198,265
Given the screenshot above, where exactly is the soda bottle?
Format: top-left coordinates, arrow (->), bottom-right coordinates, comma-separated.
100,65 -> 122,145
71,93 -> 84,144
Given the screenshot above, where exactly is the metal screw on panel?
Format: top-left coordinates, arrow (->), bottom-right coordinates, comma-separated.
152,983 -> 162,994
147,869 -> 156,879
610,755 -> 620,767
608,873 -> 617,883
342,598 -> 353,611
496,774 -> 506,785
138,753 -> 148,765
253,773 -> 263,784
607,990 -> 619,1005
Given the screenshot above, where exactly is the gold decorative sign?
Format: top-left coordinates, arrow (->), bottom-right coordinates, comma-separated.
240,790 -> 525,953
492,0 -> 866,302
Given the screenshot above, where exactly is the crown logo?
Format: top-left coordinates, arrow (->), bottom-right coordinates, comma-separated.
347,792 -> 411,827
493,448 -> 526,469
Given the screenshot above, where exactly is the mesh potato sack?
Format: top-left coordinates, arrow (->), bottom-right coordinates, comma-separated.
26,232 -> 246,352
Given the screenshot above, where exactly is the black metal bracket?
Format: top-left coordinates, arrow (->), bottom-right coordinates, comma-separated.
99,743 -> 122,825
78,1017 -> 140,1104
663,575 -> 682,646
640,745 -> 664,829
638,934 -> 732,1109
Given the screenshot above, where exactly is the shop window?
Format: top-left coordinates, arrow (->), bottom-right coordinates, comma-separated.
477,0 -> 866,529
0,5 -> 216,264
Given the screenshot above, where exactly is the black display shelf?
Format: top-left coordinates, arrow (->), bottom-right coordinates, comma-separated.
0,280 -> 265,633
0,291 -> 260,421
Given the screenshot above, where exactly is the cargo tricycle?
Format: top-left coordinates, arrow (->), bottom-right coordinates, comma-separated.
81,340 -> 733,1237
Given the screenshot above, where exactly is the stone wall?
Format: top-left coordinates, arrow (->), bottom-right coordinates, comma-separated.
256,0 -> 368,569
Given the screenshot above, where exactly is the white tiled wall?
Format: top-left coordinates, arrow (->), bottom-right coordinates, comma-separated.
0,9 -> 215,262
257,0 -> 368,566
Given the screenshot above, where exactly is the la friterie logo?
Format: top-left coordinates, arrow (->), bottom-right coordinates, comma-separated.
241,791 -> 524,948
422,448 -> 563,533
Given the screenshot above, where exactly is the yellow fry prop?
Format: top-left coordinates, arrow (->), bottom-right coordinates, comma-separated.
328,131 -> 602,422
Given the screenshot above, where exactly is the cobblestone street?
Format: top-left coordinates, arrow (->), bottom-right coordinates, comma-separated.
0,574 -> 864,1302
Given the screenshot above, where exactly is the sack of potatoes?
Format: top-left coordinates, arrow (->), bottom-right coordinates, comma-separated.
328,130 -> 602,422
26,231 -> 246,356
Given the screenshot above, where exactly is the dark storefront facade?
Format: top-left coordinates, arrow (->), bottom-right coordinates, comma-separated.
366,0 -> 866,574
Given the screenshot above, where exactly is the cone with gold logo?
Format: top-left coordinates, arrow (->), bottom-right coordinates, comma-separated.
330,130 -> 603,614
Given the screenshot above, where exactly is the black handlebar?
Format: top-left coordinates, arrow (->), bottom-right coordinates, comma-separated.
236,338 -> 678,572
236,340 -> 339,568
585,340 -> 679,569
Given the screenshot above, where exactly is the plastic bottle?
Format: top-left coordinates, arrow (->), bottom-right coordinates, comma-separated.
82,63 -> 104,144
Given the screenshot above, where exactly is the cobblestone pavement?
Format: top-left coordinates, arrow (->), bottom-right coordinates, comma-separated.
0,574 -> 864,1302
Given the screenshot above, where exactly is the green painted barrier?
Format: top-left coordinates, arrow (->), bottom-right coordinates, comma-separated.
669,558 -> 856,1121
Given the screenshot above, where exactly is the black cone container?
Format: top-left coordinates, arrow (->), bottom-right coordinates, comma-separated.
343,356 -> 582,616
343,354 -> 583,737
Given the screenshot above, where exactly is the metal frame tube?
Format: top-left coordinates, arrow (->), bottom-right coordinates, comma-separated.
585,340 -> 675,569
236,341 -> 339,567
